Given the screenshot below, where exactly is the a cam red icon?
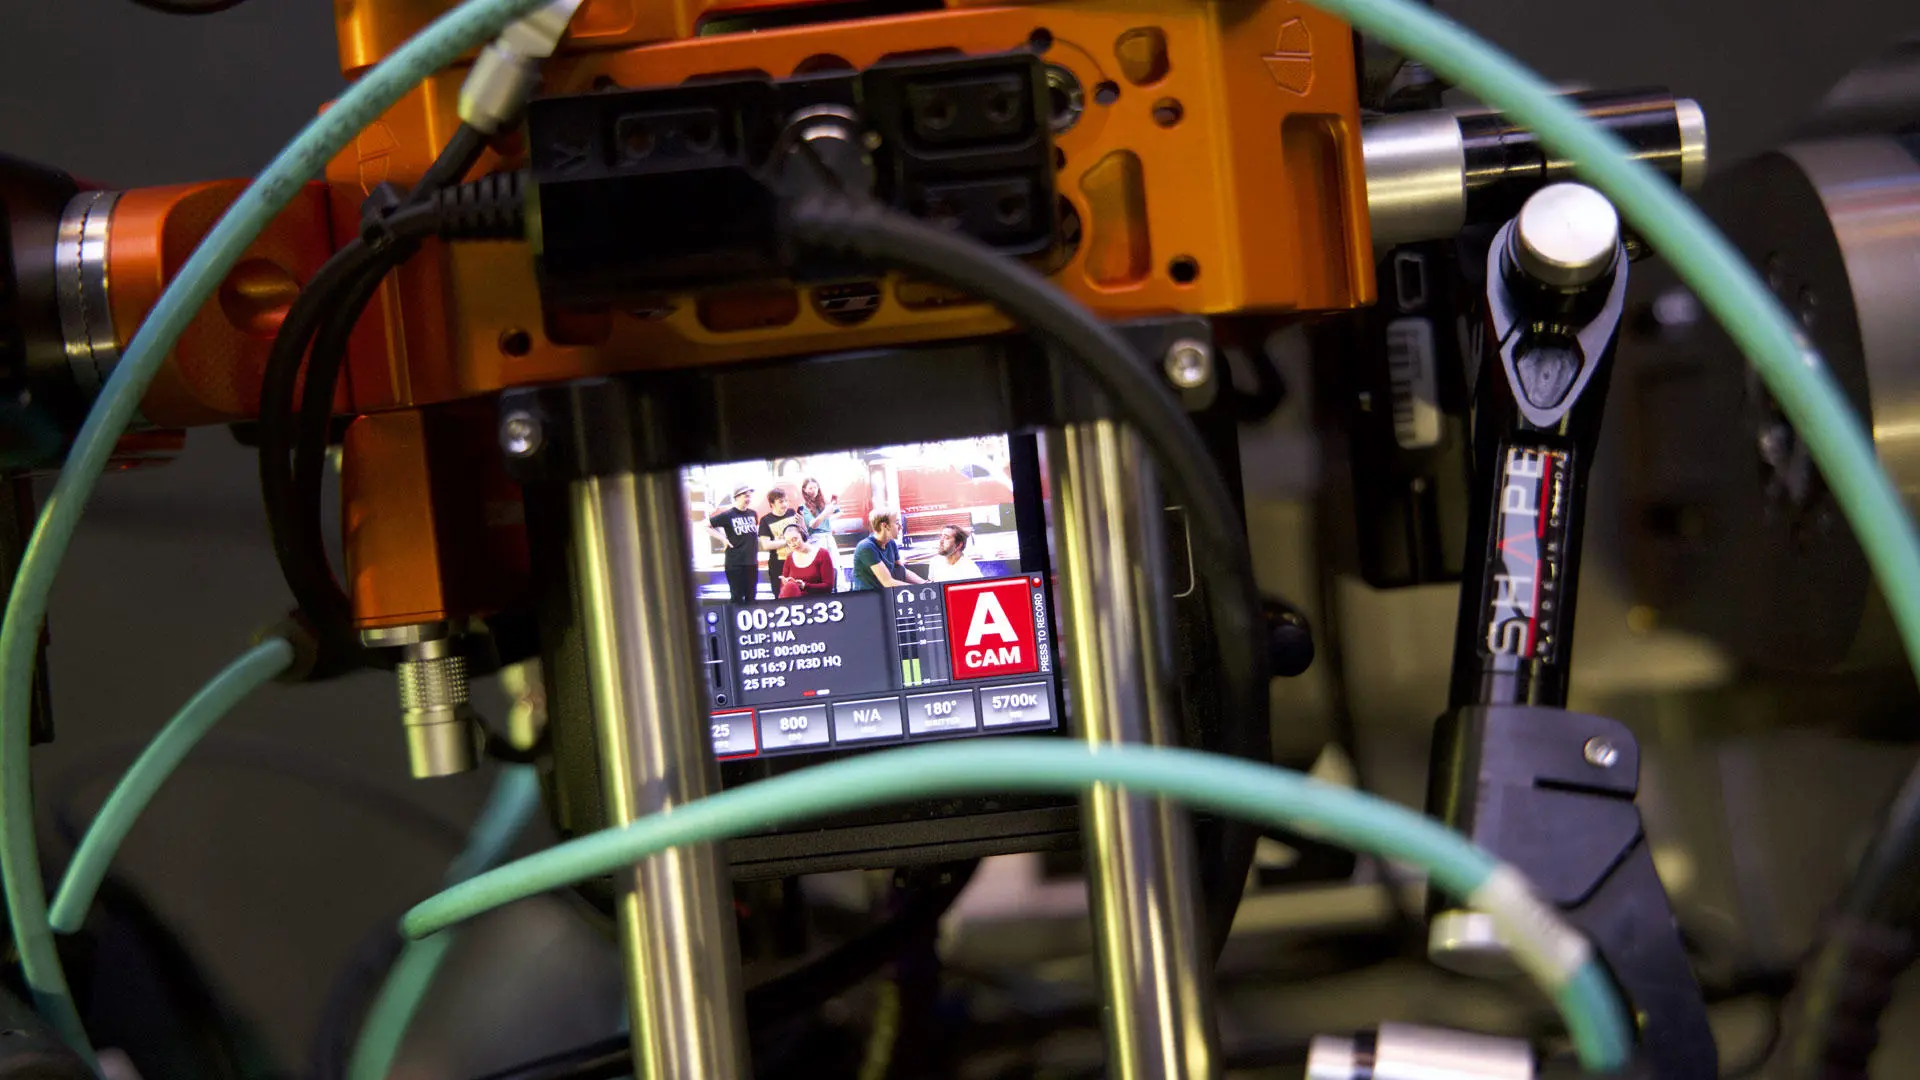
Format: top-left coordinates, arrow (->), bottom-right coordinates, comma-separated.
944,578 -> 1040,680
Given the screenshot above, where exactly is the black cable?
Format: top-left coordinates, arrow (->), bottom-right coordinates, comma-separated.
779,196 -> 1270,955
124,0 -> 250,13
284,170 -> 531,673
257,125 -> 491,676
285,255 -> 408,645
1779,759 -> 1920,1080
258,229 -> 429,672
418,125 -> 490,196
289,127 -> 492,579
472,863 -> 978,1080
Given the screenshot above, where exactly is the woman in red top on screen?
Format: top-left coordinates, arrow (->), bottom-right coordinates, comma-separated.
777,523 -> 837,597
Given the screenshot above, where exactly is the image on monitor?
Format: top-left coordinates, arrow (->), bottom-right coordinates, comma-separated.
682,436 -> 1060,762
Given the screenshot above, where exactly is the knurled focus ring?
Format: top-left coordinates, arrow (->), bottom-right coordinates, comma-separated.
398,653 -> 470,716
54,190 -> 122,399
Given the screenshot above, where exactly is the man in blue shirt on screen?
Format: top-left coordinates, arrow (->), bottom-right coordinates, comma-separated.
852,508 -> 925,591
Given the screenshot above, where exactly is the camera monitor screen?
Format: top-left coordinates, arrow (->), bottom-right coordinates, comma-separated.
684,435 -> 1061,762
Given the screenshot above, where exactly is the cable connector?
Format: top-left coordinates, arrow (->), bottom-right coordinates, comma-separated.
432,170 -> 529,240
459,0 -> 585,135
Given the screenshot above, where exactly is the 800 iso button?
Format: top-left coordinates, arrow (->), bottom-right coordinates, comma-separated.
759,703 -> 830,752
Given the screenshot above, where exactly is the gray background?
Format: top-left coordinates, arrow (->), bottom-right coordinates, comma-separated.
3,0 -> 1920,1072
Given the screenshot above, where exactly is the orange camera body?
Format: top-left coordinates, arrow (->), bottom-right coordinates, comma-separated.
103,0 -> 1374,631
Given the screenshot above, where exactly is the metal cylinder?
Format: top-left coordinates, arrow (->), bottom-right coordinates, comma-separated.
1617,134 -> 1920,670
1307,1023 -> 1534,1080
364,622 -> 481,779
569,469 -> 749,1080
1508,182 -> 1621,290
1364,110 -> 1468,249
396,637 -> 479,778
1779,137 -> 1920,506
54,189 -> 121,400
1048,420 -> 1218,1080
1427,909 -> 1515,978
1364,91 -> 1706,248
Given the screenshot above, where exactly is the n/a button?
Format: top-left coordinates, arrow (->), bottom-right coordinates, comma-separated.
832,697 -> 904,744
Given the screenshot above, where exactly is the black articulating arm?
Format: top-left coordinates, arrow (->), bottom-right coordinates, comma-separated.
1427,181 -> 1717,1077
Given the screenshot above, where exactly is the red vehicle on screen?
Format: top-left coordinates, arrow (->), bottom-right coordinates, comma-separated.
831,457 -> 1015,540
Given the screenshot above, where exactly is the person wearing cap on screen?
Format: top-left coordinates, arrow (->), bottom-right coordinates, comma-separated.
707,484 -> 762,603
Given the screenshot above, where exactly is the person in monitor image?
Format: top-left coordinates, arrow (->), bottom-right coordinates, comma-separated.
776,523 -> 837,598
852,508 -> 925,590
798,476 -> 838,542
926,523 -> 985,582
759,487 -> 803,598
707,483 -> 762,603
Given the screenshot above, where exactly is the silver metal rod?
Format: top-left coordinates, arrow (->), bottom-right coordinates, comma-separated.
569,470 -> 749,1080
1048,420 -> 1220,1080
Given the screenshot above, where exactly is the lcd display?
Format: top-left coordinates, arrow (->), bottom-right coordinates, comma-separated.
683,436 -> 1060,761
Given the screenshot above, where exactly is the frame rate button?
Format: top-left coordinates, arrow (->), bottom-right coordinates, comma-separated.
832,697 -> 906,744
710,709 -> 759,759
978,682 -> 1053,728
905,689 -> 980,737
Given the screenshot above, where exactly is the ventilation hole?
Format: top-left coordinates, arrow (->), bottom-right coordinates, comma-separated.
1114,27 -> 1171,86
1080,151 -> 1150,287
1093,81 -> 1120,106
498,328 -> 533,357
1151,98 -> 1184,127
1029,27 -> 1053,53
1169,256 -> 1199,284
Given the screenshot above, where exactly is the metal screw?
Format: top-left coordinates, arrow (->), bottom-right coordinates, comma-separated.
1163,338 -> 1213,390
1583,737 -> 1620,768
501,412 -> 542,457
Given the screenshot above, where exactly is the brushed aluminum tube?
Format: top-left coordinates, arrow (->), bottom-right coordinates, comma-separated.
1363,110 -> 1467,249
1049,420 -> 1218,1080
569,471 -> 749,1080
